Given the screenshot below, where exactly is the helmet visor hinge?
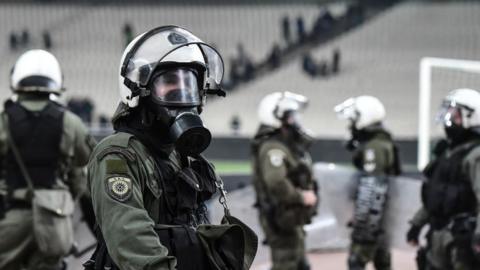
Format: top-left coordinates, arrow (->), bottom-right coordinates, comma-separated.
124,77 -> 149,99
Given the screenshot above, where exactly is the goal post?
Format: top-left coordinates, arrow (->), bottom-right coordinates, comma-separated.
418,57 -> 480,171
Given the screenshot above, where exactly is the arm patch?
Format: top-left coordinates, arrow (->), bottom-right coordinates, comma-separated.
363,149 -> 377,172
105,176 -> 133,202
268,149 -> 286,167
106,159 -> 129,174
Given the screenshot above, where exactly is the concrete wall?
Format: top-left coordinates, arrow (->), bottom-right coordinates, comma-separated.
209,162 -> 423,265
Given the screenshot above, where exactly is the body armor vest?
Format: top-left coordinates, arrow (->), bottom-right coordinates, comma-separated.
352,174 -> 389,243
86,142 -> 218,270
4,100 -> 64,191
422,141 -> 479,229
153,154 -> 217,226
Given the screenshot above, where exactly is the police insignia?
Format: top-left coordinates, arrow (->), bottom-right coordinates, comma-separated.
168,32 -> 188,45
106,176 -> 132,202
268,149 -> 285,167
364,149 -> 376,172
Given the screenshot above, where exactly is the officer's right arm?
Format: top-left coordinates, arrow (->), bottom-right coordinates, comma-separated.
89,153 -> 175,270
258,144 -> 304,205
409,207 -> 429,228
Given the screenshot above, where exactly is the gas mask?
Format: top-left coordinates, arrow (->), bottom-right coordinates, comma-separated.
437,102 -> 474,146
281,111 -> 314,148
147,67 -> 211,156
345,121 -> 360,151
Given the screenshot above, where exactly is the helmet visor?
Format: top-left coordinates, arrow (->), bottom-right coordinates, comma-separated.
123,26 -> 224,88
334,98 -> 357,121
437,101 -> 466,128
151,68 -> 200,106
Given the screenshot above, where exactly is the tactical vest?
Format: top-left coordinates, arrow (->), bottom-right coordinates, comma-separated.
85,137 -> 218,270
351,174 -> 389,243
422,141 -> 479,229
4,100 -> 64,191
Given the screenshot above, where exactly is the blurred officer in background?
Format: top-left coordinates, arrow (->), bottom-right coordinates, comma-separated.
0,49 -> 95,270
252,91 -> 318,270
335,96 -> 401,270
84,26 -> 257,270
407,88 -> 480,270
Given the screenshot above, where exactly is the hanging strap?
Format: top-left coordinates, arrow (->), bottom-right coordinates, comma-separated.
1,113 -> 35,198
166,152 -> 231,217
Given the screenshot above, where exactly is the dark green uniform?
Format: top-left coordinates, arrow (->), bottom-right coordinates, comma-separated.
348,128 -> 400,270
252,126 -> 317,270
84,106 -> 230,270
0,95 -> 94,270
410,139 -> 480,270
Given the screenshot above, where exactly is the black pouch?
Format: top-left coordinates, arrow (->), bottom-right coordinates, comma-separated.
175,167 -> 201,211
190,158 -> 217,201
450,214 -> 476,244
154,224 -> 209,270
83,230 -> 120,270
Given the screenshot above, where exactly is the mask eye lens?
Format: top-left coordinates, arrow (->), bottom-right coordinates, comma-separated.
151,68 -> 200,106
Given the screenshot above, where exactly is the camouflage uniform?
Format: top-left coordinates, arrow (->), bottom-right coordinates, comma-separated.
0,95 -> 94,270
348,128 -> 400,270
410,139 -> 480,270
252,125 -> 317,270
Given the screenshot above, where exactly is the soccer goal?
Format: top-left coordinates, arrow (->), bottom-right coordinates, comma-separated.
418,57 -> 480,170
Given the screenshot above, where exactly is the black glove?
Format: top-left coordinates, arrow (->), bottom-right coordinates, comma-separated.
407,225 -> 422,245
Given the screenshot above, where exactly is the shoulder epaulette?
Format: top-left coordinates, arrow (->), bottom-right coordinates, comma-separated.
95,132 -> 136,162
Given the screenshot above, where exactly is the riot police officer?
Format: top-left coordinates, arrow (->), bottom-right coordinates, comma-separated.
0,49 -> 94,270
407,88 -> 480,270
335,96 -> 401,270
84,26 -> 256,270
252,91 -> 318,270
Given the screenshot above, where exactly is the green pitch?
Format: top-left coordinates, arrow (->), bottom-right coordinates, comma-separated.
211,160 -> 252,174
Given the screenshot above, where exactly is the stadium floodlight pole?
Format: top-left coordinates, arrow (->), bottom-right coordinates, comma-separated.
418,57 -> 480,171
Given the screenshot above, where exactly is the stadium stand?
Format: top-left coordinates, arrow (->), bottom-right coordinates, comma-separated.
202,1 -> 480,138
0,2 -> 346,119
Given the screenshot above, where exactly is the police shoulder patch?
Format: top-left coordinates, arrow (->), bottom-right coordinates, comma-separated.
267,149 -> 286,167
363,149 -> 377,172
105,176 -> 133,202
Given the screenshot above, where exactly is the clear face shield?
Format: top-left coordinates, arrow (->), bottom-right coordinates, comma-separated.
122,26 -> 224,96
151,68 -> 201,106
334,98 -> 358,127
435,100 -> 476,144
436,100 -> 468,128
334,98 -> 361,150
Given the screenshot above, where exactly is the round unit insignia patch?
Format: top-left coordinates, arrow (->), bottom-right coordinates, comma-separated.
268,149 -> 285,167
106,176 -> 133,202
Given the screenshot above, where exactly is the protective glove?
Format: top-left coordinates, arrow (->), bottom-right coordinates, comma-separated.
406,225 -> 422,246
